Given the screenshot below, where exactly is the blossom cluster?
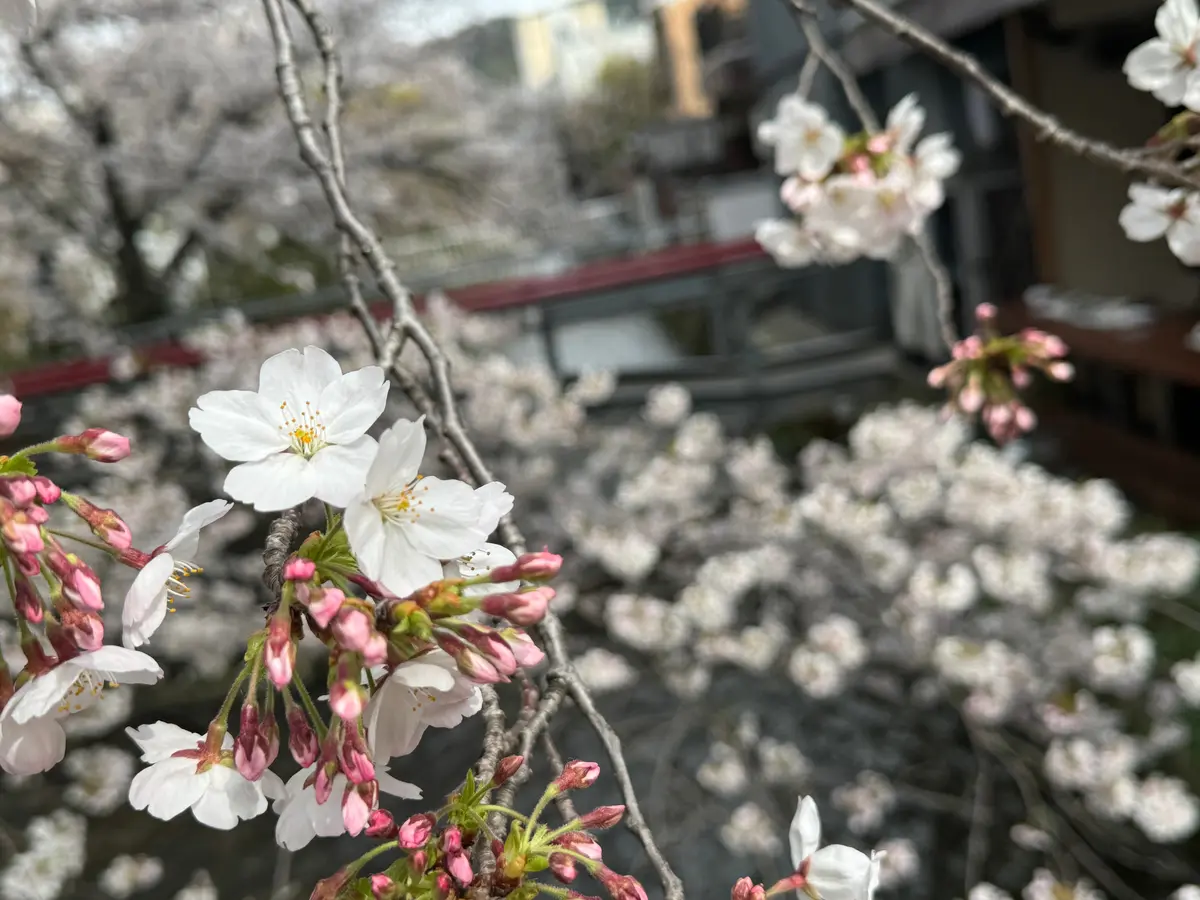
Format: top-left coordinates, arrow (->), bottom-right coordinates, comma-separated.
754,93 -> 961,268
927,302 -> 1075,444
0,340 -> 620,900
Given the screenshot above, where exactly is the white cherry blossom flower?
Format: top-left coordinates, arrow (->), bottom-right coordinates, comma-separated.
759,95 -> 846,181
273,762 -> 420,850
789,795 -> 882,900
123,500 -> 233,648
345,416 -> 492,597
189,345 -> 388,511
363,650 -> 483,761
1124,0 -> 1200,109
755,219 -> 822,268
1119,182 -> 1200,265
4,647 -> 163,725
126,721 -> 285,830
884,94 -> 925,154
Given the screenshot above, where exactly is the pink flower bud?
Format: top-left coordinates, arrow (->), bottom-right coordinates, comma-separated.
554,760 -> 600,792
59,608 -> 104,651
287,707 -> 320,767
62,566 -> 103,612
32,477 -> 60,505
0,394 -> 21,438
398,813 -> 435,849
1042,334 -> 1068,358
1011,366 -> 1033,389
443,830 -> 473,885
14,576 -> 42,624
481,586 -> 554,626
341,781 -> 375,836
235,706 -> 270,782
865,134 -> 891,154
2,513 -> 43,555
489,550 -> 564,584
597,868 -> 648,900
304,586 -> 345,630
15,552 -> 39,579
362,633 -> 388,667
503,629 -> 546,668
975,302 -> 997,321
329,679 -> 366,721
0,477 -> 36,507
442,826 -> 464,855
410,850 -> 428,874
555,833 -> 603,862
265,614 -> 295,687
369,874 -> 395,899
731,878 -> 766,900
331,607 -> 373,652
62,495 -> 132,550
433,873 -> 454,900
958,381 -> 984,414
492,754 -> 524,787
1047,361 -> 1074,381
284,557 -> 316,582
926,364 -> 951,388
551,853 -> 578,884
313,762 -> 337,805
579,805 -> 625,830
438,633 -> 505,684
1015,405 -> 1037,432
366,809 -> 398,839
56,428 -> 131,462
338,731 -> 375,784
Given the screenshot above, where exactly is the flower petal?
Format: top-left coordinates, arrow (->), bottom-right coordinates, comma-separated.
224,454 -> 319,512
377,769 -> 423,800
191,778 -> 242,830
807,845 -> 874,900
345,495 -> 388,582
401,476 -> 487,559
132,758 -> 208,821
4,667 -> 78,723
364,682 -> 429,761
1158,0 -> 1199,48
790,795 -> 821,869
258,346 -> 343,405
0,717 -> 66,776
1119,200 -> 1172,242
189,390 -> 289,462
165,500 -> 234,557
318,366 -> 389,444
80,646 -> 164,684
122,554 -> 175,650
126,722 -> 202,763
474,482 -> 514,534
366,416 -> 428,498
309,436 -> 378,508
377,529 -> 446,598
389,661 -> 457,692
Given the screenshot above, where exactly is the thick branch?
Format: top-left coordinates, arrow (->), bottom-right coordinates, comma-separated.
827,0 -> 1199,188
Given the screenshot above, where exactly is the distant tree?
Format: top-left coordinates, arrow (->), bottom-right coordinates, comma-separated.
0,0 -> 571,349
557,54 -> 668,199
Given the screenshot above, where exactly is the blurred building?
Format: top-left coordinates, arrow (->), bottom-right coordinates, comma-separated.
512,0 -> 656,99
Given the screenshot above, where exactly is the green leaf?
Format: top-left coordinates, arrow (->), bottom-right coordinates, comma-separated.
524,855 -> 549,873
0,456 -> 37,477
464,768 -> 477,797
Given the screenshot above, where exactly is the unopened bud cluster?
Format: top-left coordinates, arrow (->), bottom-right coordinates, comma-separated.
328,754 -> 645,900
0,394 -> 140,704
927,303 -> 1074,445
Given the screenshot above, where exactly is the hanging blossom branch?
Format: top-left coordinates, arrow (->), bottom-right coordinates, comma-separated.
258,0 -> 685,897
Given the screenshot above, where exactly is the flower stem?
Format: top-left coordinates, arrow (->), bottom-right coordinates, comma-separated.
344,839 -> 398,880
214,663 -> 252,728
46,530 -> 119,556
475,804 -> 529,823
293,673 -> 328,740
525,787 -> 557,835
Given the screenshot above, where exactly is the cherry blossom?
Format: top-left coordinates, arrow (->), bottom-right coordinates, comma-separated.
787,796 -> 882,900
188,346 -> 388,511
758,95 -> 846,182
0,712 -> 67,776
122,500 -> 233,649
363,650 -> 483,761
444,542 -> 520,598
345,416 -> 499,597
4,647 -> 163,724
1118,182 -> 1200,265
126,722 -> 285,830
1124,0 -> 1200,110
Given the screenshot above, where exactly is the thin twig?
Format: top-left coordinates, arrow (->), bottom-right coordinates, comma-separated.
261,4 -> 684,896
787,0 -> 880,131
796,51 -> 821,99
964,736 -> 993,893
828,0 -> 1199,188
913,230 -> 959,350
